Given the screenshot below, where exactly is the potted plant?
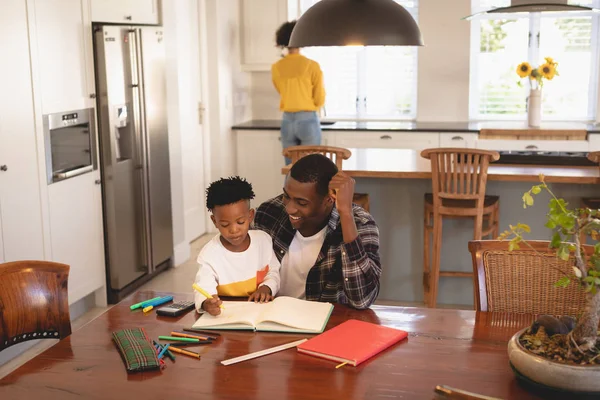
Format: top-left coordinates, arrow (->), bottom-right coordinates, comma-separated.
500,174 -> 600,393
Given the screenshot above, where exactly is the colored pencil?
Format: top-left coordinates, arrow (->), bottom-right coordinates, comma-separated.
169,346 -> 201,359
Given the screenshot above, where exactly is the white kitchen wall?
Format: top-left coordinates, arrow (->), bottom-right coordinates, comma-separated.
248,0 -> 473,122
163,0 -> 209,264
205,0 -> 253,181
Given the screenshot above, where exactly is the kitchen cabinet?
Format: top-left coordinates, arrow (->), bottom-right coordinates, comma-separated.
31,0 -> 95,114
91,0 -> 160,25
47,172 -> 105,304
237,130 -> 285,206
439,132 -> 478,148
0,1 -> 45,263
475,139 -> 589,152
333,131 -> 440,150
240,0 -> 289,71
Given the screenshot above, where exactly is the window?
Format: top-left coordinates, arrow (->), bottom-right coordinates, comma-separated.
469,0 -> 600,120
294,0 -> 419,120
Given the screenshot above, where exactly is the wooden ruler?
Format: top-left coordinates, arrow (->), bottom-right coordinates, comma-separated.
221,338 -> 308,366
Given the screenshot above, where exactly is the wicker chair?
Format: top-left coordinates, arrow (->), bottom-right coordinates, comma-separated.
0,260 -> 71,351
580,152 -> 600,244
468,240 -> 588,316
282,145 -> 370,212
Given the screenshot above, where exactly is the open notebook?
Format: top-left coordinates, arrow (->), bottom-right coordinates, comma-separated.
191,296 -> 333,334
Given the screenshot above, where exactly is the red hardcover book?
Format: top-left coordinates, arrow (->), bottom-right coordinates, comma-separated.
297,319 -> 408,366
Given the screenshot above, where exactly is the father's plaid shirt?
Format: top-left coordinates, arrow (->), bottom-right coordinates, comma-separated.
254,195 -> 382,309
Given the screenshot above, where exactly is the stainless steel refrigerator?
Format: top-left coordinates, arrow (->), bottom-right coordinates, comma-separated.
93,25 -> 173,303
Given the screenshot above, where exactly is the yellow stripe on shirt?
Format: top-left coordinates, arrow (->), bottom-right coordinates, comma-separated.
216,276 -> 258,297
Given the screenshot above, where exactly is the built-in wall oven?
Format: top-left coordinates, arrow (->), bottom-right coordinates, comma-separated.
43,108 -> 96,184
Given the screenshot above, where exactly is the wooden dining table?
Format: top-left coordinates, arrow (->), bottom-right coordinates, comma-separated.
0,290 -> 555,399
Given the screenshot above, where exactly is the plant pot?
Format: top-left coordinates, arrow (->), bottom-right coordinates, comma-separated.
508,327 -> 600,393
527,88 -> 542,128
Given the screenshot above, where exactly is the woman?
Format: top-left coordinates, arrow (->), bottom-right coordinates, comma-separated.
271,20 -> 326,165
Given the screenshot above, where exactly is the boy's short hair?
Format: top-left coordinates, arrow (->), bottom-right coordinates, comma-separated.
206,176 -> 255,211
275,20 -> 297,47
289,154 -> 338,197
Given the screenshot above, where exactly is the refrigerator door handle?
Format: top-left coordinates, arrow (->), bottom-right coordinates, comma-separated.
128,29 -> 152,273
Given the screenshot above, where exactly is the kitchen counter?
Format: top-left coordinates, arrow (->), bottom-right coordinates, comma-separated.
277,148 -> 600,307
233,119 -> 600,133
281,148 -> 600,184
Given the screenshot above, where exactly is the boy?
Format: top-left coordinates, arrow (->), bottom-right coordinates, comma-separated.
194,176 -> 281,316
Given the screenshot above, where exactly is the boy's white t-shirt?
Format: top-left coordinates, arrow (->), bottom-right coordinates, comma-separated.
279,226 -> 327,299
194,230 -> 281,311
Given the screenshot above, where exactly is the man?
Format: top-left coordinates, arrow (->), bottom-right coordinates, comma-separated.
254,154 -> 381,309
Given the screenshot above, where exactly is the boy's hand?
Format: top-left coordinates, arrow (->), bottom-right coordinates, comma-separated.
202,295 -> 223,316
248,285 -> 273,303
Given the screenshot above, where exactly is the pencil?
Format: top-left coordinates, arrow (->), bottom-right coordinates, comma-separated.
153,340 -> 176,361
169,346 -> 201,359
170,331 -> 211,341
183,328 -> 221,337
335,362 -> 348,369
192,283 -> 225,309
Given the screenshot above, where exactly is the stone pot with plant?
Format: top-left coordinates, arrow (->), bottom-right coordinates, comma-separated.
499,174 -> 600,393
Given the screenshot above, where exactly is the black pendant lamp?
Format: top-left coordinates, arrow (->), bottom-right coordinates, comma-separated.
288,0 -> 424,48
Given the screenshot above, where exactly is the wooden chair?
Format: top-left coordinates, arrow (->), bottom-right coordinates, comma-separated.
0,260 -> 71,351
282,145 -> 370,212
421,148 -> 500,308
468,240 -> 588,315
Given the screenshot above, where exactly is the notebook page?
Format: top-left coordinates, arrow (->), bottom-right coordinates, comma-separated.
192,301 -> 263,329
256,297 -> 333,332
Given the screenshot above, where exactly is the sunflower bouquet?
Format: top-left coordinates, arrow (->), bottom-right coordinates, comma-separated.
516,57 -> 559,89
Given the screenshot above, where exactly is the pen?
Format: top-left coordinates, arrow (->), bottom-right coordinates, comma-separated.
170,331 -> 211,341
144,296 -> 174,308
159,336 -> 203,343
183,328 -> 221,337
192,284 -> 225,309
153,340 -> 175,361
434,385 -> 502,400
169,346 -> 201,359
157,344 -> 170,360
170,340 -> 213,347
130,296 -> 161,310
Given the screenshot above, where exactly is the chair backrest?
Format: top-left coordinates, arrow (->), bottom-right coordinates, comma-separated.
588,151 -> 600,163
420,148 -> 500,203
0,260 -> 71,351
282,145 -> 352,169
468,240 -> 589,315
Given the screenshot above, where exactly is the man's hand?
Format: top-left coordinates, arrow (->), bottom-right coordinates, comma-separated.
248,285 -> 273,303
202,295 -> 223,316
329,171 -> 355,216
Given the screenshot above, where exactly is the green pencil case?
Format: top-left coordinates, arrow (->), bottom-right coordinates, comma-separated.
112,327 -> 160,372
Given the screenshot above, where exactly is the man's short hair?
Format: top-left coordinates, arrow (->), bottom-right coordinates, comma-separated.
289,154 -> 338,197
206,176 -> 255,211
